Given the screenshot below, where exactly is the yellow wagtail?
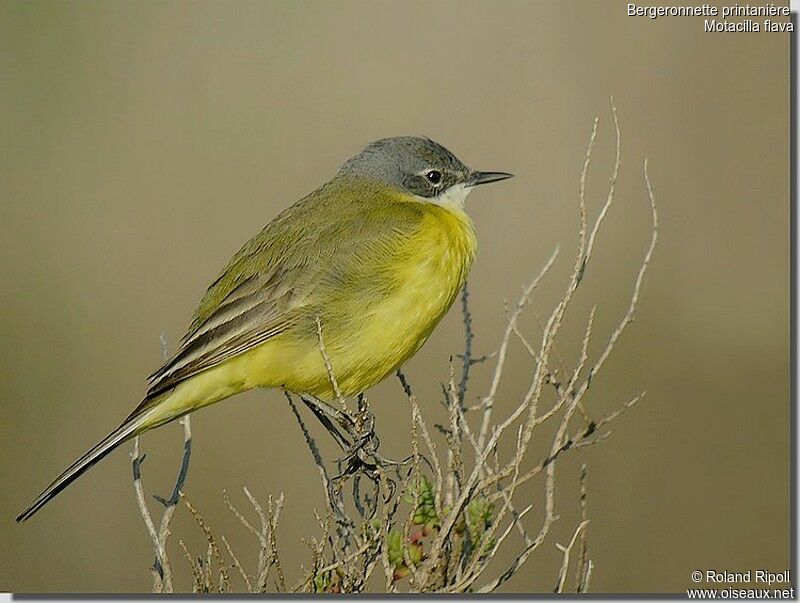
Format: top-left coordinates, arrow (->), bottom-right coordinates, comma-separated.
17,136 -> 512,522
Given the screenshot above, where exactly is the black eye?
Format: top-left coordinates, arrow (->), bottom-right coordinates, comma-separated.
426,170 -> 442,185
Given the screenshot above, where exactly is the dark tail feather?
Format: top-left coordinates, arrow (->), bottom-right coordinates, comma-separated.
16,411 -> 153,522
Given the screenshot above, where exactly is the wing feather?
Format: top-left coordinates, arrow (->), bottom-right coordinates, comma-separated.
146,272 -> 306,398
143,179 -> 426,402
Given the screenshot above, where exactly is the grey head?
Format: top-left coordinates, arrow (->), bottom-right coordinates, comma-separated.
337,136 -> 512,208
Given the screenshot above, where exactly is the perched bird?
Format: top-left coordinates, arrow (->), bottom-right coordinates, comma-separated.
17,136 -> 512,522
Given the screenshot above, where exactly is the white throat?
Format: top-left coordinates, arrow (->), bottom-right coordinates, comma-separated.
426,183 -> 472,210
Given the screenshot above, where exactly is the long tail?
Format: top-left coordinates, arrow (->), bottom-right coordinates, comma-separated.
16,407 -> 158,523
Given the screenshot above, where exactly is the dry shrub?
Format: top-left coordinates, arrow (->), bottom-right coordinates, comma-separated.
130,101 -> 658,594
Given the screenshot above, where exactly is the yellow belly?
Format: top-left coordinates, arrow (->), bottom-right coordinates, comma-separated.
145,203 -> 476,428
279,203 -> 476,398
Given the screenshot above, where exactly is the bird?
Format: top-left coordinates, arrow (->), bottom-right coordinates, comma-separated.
17,136 -> 512,522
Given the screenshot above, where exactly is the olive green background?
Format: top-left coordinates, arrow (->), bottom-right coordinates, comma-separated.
0,0 -> 790,593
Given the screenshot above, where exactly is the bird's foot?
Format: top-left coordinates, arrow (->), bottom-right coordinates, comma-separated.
296,393 -> 413,519
335,399 -> 407,471
299,395 -> 358,451
300,393 -> 411,469
335,424 -> 412,478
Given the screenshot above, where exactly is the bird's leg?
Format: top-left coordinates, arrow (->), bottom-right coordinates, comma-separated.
297,392 -> 415,520
299,395 -> 358,451
335,394 -> 413,478
299,393 -> 425,478
294,394 -> 385,519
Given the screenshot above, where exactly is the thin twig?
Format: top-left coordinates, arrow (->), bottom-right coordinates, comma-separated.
555,521 -> 590,593
130,335 -> 192,593
221,535 -> 253,592
131,436 -> 171,592
457,282 -> 474,406
476,246 -> 560,450
316,317 -> 346,411
575,464 -> 591,593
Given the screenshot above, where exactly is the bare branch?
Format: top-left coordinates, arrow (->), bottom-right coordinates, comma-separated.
555,520 -> 590,593
130,336 -> 191,593
316,316 -> 346,412
131,435 -> 172,592
477,245 -> 560,451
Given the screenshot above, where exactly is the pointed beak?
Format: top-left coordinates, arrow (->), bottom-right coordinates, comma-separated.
466,171 -> 514,187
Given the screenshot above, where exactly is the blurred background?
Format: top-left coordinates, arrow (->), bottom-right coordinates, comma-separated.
0,0 -> 790,593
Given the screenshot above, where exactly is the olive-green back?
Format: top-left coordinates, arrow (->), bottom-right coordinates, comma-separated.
144,177 -> 425,400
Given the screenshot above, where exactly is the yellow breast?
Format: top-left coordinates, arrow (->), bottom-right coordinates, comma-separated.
284,201 -> 476,398
329,203 -> 477,395
154,200 -> 477,420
